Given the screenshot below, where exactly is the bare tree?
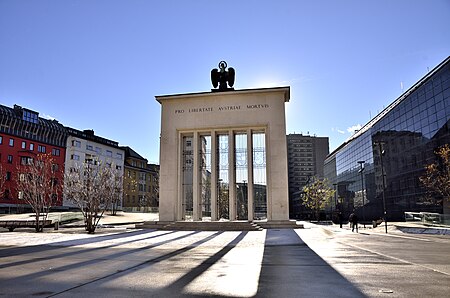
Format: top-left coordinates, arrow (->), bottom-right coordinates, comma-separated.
301,177 -> 335,221
110,169 -> 123,215
64,161 -> 122,233
15,153 -> 62,232
419,144 -> 450,204
0,164 -> 6,198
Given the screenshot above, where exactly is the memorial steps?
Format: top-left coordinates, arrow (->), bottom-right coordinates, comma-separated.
136,220 -> 302,231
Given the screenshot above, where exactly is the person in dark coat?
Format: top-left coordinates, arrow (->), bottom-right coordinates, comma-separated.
338,211 -> 343,228
349,212 -> 358,232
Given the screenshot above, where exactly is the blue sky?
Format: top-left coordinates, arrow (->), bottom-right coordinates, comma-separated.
1,0 -> 449,163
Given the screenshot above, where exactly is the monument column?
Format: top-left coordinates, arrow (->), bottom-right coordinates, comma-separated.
177,133 -> 183,221
210,130 -> 218,221
247,129 -> 254,221
265,127 -> 273,220
228,130 -> 236,220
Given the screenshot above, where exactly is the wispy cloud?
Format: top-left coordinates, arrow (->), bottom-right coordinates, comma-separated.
42,114 -> 57,121
347,124 -> 362,134
332,127 -> 346,134
250,76 -> 315,89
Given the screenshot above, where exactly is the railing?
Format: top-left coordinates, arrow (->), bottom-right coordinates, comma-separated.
405,212 -> 450,226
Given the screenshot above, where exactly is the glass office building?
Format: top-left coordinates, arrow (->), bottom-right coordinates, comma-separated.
324,57 -> 450,221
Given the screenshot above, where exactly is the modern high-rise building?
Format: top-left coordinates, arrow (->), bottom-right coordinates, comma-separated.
324,56 -> 450,221
287,133 -> 329,219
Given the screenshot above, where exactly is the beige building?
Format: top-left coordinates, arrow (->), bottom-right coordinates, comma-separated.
156,87 -> 291,223
63,128 -> 125,208
121,146 -> 159,211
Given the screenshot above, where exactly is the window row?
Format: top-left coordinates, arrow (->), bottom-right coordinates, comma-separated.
71,139 -> 123,159
1,137 -> 61,156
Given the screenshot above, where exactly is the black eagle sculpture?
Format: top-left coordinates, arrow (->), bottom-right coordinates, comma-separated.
211,61 -> 235,92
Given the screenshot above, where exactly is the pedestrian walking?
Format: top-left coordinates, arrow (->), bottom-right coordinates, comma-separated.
338,211 -> 343,228
349,212 -> 358,232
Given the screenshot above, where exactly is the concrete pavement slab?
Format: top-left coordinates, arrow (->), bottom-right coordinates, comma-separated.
0,228 -> 366,297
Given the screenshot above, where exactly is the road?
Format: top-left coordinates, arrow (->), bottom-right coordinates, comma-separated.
0,224 -> 449,297
299,223 -> 450,297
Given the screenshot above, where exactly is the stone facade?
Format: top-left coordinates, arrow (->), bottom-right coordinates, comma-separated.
156,87 -> 291,222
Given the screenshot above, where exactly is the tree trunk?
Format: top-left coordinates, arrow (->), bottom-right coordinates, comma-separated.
35,210 -> 43,232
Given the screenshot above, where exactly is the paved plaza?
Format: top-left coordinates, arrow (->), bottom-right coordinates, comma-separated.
0,221 -> 449,297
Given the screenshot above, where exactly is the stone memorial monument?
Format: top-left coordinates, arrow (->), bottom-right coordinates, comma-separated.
146,62 -> 297,229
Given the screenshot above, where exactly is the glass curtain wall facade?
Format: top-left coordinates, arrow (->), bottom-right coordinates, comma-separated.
325,57 -> 450,221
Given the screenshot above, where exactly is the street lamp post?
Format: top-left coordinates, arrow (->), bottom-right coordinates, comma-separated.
374,141 -> 388,233
333,183 -> 341,228
357,161 -> 366,228
333,183 -> 337,209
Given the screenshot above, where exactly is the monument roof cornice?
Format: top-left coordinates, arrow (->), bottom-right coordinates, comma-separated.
155,86 -> 290,103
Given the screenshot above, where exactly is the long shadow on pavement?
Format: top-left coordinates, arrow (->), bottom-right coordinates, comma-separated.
47,231 -> 225,297
255,229 -> 366,298
0,228 -> 154,258
3,230 -> 201,284
0,230 -> 177,270
163,231 -> 248,295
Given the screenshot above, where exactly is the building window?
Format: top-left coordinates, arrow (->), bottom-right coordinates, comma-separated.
0,136 -> 2,144
72,140 -> 81,148
52,164 -> 59,172
106,150 -> 112,157
85,155 -> 97,165
38,145 -> 46,153
21,141 -> 26,149
29,143 -> 34,151
19,173 -> 26,182
52,148 -> 60,156
23,110 -> 39,124
116,152 -> 123,159
6,172 -> 11,181
95,147 -> 102,154
7,155 -> 13,163
71,154 -> 80,161
86,144 -> 94,151
9,138 -> 14,147
20,156 -> 33,165
116,165 -> 122,170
